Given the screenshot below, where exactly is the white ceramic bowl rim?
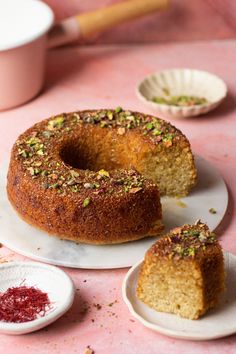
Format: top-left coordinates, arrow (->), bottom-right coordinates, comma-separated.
0,0 -> 54,51
137,68 -> 227,111
0,261 -> 74,333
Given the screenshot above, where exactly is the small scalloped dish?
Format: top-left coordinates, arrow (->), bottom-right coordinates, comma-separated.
136,68 -> 227,118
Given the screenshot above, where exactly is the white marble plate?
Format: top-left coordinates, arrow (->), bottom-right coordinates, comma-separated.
122,252 -> 236,340
0,155 -> 228,269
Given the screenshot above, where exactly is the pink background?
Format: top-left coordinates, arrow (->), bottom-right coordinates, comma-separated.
44,0 -> 236,43
0,1 -> 236,353
0,39 -> 236,354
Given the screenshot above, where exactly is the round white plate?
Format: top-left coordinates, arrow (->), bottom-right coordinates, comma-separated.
122,252 -> 236,341
0,155 -> 228,269
0,261 -> 74,335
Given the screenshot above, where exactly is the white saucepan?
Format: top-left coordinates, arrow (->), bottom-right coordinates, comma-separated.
0,0 -> 169,111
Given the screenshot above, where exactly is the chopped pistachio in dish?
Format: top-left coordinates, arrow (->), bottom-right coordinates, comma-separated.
151,88 -> 208,107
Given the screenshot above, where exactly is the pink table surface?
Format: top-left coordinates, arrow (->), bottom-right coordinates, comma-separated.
0,39 -> 236,353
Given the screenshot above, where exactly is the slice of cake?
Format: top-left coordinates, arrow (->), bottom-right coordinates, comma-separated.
137,221 -> 225,320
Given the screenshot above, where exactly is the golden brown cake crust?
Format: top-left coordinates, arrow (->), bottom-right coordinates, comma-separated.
6,109 -> 196,244
7,109 -> 168,244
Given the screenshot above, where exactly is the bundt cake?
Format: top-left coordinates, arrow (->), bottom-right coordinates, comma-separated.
7,108 -> 196,244
137,221 -> 225,319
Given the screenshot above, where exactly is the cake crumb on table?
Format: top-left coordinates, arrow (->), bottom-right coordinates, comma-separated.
93,303 -> 102,310
85,346 -> 94,354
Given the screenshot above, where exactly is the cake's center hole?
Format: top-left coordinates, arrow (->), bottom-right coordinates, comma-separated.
60,143 -> 89,170
60,141 -> 119,171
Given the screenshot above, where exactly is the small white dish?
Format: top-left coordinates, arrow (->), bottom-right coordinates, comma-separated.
136,68 -> 227,118
0,261 -> 74,335
122,252 -> 236,340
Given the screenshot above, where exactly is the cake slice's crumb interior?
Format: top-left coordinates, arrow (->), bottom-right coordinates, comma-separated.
138,259 -> 204,320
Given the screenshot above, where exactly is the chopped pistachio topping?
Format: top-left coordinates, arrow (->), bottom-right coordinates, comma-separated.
98,169 -> 110,178
115,106 -> 122,113
47,116 -> 65,130
146,122 -> 154,130
18,149 -> 30,158
84,182 -> 100,189
163,133 -> 174,142
27,167 -> 41,176
83,197 -> 91,207
42,131 -> 53,138
70,170 -> 80,179
15,109 -> 179,196
209,208 -> 217,214
154,221 -> 217,259
71,185 -> 80,193
50,182 -> 60,189
26,136 -> 41,146
107,111 -> 113,120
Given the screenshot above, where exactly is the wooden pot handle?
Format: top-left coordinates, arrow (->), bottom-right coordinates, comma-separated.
76,0 -> 169,38
48,0 -> 169,48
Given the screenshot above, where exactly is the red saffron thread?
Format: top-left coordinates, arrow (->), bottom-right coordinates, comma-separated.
0,285 -> 51,323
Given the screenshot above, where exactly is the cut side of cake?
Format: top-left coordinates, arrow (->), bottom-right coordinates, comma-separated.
137,221 -> 225,320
